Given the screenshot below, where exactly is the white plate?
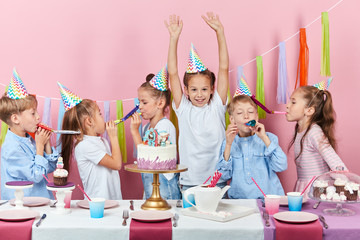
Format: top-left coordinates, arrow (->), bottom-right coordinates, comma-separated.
131,210 -> 173,222
279,196 -> 307,206
181,202 -> 256,222
0,209 -> 39,221
76,200 -> 119,209
273,211 -> 318,223
9,197 -> 50,207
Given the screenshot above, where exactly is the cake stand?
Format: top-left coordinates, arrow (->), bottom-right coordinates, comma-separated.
46,182 -> 75,214
309,195 -> 358,216
125,164 -> 188,210
5,181 -> 34,209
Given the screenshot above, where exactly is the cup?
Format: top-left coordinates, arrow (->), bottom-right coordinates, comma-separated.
89,198 -> 105,218
182,191 -> 195,208
265,195 -> 281,215
64,190 -> 72,209
287,192 -> 303,211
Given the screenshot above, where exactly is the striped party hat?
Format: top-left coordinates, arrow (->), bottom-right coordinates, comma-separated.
7,68 -> 29,99
186,43 -> 207,73
234,77 -> 252,97
149,65 -> 169,91
313,77 -> 332,90
57,82 -> 83,111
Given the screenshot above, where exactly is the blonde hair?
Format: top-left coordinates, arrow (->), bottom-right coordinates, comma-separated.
227,95 -> 257,115
0,94 -> 38,124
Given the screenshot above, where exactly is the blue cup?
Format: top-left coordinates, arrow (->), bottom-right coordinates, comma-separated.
287,192 -> 303,211
182,192 -> 196,208
89,198 -> 105,218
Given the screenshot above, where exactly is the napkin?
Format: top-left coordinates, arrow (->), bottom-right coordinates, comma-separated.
274,219 -> 323,240
0,219 -> 35,240
130,219 -> 172,240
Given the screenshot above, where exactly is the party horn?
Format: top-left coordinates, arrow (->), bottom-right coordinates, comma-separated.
37,123 -> 81,134
114,105 -> 140,125
250,95 -> 286,114
245,120 -> 256,127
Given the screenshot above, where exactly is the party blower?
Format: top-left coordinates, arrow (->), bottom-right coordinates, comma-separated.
37,124 -> 81,134
250,95 -> 286,114
114,105 -> 140,125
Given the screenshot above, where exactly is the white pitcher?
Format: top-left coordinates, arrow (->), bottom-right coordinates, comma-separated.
183,185 -> 230,213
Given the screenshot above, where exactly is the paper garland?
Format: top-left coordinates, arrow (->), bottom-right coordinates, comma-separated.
117,100 -> 127,163
321,12 -> 331,77
256,56 -> 266,119
277,42 -> 289,104
295,28 -> 309,89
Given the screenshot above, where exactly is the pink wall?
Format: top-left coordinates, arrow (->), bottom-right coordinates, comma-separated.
0,0 -> 359,199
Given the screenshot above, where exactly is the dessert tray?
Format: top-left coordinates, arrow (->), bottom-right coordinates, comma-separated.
181,202 -> 256,222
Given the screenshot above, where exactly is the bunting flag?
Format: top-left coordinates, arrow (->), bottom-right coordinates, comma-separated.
277,42 -> 289,104
321,12 -> 331,77
116,100 -> 127,163
295,28 -> 309,89
225,88 -> 231,128
56,102 -> 65,152
103,101 -> 110,143
42,97 -> 56,145
0,121 -> 8,146
256,56 -> 266,119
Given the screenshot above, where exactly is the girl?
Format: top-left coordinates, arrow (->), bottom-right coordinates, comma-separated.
165,13 -> 229,190
130,70 -> 181,199
59,83 -> 122,200
286,85 -> 347,194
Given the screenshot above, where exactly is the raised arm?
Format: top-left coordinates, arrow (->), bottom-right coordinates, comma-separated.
202,12 -> 229,104
165,14 -> 183,108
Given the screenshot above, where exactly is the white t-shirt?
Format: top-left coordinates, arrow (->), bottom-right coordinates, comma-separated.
142,118 -> 176,180
74,135 -> 122,200
173,91 -> 226,185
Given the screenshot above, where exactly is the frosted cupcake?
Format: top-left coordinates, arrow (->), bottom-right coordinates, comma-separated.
334,178 -> 347,194
313,180 -> 328,198
53,157 -> 68,186
344,182 -> 359,201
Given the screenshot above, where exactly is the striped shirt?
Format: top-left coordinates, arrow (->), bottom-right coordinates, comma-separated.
294,124 -> 346,181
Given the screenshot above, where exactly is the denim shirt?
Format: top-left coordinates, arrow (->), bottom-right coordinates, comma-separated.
216,132 -> 287,199
1,130 -> 59,199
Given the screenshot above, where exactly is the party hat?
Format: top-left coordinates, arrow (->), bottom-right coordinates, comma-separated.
186,43 -> 207,73
149,65 -> 169,91
57,82 -> 83,111
7,68 -> 29,99
234,77 -> 252,97
313,77 -> 332,90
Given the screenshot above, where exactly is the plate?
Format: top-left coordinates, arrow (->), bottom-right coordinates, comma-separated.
0,209 -> 39,221
273,211 -> 318,223
131,210 -> 173,222
76,200 -> 119,209
279,196 -> 307,206
9,197 -> 50,207
181,202 -> 256,222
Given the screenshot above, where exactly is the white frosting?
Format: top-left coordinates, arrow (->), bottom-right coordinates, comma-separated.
54,168 -> 68,177
326,186 -> 336,193
334,178 -> 347,186
332,193 -> 340,201
313,180 -> 328,188
137,144 -> 176,169
345,182 -> 360,192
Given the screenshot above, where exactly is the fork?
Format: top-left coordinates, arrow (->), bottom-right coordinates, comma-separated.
173,213 -> 179,227
122,209 -> 129,226
318,215 -> 328,229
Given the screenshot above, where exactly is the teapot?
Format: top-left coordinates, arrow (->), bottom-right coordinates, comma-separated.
183,185 -> 230,213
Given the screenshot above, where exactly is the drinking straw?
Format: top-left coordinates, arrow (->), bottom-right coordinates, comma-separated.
77,184 -> 92,201
42,174 -> 50,183
251,177 -> 267,197
301,176 -> 316,195
203,176 -> 211,185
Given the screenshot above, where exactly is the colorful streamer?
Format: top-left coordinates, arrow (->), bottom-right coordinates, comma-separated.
321,12 -> 331,76
42,98 -> 52,126
103,101 -> 110,143
0,121 -> 8,146
56,103 -> 65,151
225,88 -> 231,128
295,28 -> 309,89
277,42 -> 289,104
169,93 -> 179,143
116,100 -> 127,163
256,56 -> 266,119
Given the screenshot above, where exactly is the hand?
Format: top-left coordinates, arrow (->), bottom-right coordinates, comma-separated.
35,128 -> 51,147
165,14 -> 183,39
201,12 -> 224,33
250,122 -> 270,147
225,123 -> 238,146
130,113 -> 142,132
106,121 -> 118,138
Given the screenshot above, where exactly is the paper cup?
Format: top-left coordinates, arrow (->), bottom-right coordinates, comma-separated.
265,195 -> 281,215
89,198 -> 105,218
64,191 -> 72,209
287,192 -> 303,211
182,192 -> 196,208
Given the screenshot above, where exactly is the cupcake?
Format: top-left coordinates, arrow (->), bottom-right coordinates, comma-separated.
334,178 -> 347,194
53,157 -> 68,186
312,180 -> 328,198
344,182 -> 359,201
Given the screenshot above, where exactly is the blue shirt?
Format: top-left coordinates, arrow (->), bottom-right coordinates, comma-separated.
216,132 -> 287,199
1,130 -> 58,200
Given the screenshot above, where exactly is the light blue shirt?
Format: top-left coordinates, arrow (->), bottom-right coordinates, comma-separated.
216,132 -> 287,199
1,130 -> 58,200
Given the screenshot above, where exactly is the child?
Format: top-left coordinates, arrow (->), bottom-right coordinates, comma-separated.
216,95 -> 287,199
0,69 -> 58,200
130,66 -> 181,199
286,84 -> 347,194
58,82 -> 122,200
165,13 -> 229,190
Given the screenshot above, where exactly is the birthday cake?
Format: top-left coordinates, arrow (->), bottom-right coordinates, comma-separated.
53,157 -> 68,186
137,128 -> 177,170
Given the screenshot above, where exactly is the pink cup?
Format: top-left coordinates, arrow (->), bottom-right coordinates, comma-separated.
64,190 -> 72,209
265,195 -> 281,215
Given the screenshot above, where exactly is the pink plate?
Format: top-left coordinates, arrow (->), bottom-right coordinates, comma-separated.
0,209 -> 39,222
279,196 -> 307,206
9,197 -> 50,207
131,210 -> 173,222
273,211 -> 318,223
76,200 -> 119,209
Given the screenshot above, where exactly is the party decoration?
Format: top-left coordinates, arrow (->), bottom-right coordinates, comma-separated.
250,95 -> 286,115
277,42 -> 289,104
7,68 -> 29,99
234,66 -> 252,97
103,101 -> 110,143
169,93 -> 179,145
133,98 -> 142,158
313,77 -> 333,90
143,128 -> 159,147
57,82 -> 83,111
321,12 -> 331,77
295,28 -> 309,89
225,88 -> 231,128
186,43 -> 207,73
256,56 -> 266,119
149,65 -> 169,91
56,103 -> 65,151
208,170 -> 222,188
116,100 -> 127,163
245,120 -> 256,127
0,121 -> 8,146
114,105 -> 139,125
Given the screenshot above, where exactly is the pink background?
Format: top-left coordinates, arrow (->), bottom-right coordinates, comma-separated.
0,0 -> 359,200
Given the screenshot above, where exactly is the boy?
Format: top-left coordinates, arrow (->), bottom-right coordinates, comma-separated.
0,69 -> 58,199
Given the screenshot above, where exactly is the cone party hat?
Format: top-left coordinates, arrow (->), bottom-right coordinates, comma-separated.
186,43 -> 207,73
7,68 -> 29,99
313,77 -> 332,90
149,65 -> 169,91
57,82 -> 83,111
234,77 -> 252,97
